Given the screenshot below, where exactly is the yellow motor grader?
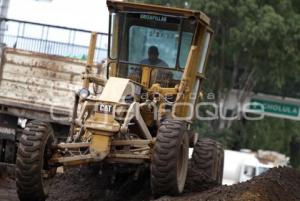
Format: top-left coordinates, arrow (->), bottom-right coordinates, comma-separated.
15,1 -> 224,200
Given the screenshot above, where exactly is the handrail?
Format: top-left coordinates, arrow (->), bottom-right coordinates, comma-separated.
0,18 -> 109,36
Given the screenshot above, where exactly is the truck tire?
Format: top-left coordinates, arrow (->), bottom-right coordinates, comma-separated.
186,138 -> 224,192
151,120 -> 189,197
16,121 -> 56,201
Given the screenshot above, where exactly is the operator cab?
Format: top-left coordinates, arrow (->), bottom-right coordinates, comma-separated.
107,0 -> 213,89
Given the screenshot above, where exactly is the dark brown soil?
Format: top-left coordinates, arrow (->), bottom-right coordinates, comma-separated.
47,167 -> 151,201
0,167 -> 299,201
155,167 -> 300,201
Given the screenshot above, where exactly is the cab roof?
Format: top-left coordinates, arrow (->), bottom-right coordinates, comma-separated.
106,0 -> 210,25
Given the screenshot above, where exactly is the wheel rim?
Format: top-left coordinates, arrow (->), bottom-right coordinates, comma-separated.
176,133 -> 189,193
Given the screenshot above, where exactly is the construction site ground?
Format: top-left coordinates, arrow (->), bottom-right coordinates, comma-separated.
0,166 -> 299,201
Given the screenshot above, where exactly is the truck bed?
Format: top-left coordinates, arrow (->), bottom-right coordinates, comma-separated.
0,47 -> 95,125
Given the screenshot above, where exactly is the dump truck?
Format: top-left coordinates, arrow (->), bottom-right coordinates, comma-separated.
15,1 -> 224,200
0,17 -> 107,168
0,46 -> 100,166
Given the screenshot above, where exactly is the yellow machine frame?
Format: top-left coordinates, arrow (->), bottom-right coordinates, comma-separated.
51,0 -> 214,167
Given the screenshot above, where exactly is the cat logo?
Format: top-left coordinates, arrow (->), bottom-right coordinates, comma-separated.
98,104 -> 113,114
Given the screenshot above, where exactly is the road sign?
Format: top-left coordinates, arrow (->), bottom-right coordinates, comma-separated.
250,98 -> 299,118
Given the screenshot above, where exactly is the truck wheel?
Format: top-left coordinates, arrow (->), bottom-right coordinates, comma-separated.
186,138 -> 224,191
151,120 -> 189,197
16,121 -> 56,201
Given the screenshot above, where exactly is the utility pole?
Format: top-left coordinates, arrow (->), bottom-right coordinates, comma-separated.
0,0 -> 10,44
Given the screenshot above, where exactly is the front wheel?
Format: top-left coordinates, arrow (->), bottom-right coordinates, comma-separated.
16,121 -> 57,201
151,120 -> 189,197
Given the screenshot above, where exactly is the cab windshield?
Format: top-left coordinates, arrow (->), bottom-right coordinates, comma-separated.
108,12 -> 196,87
128,25 -> 193,68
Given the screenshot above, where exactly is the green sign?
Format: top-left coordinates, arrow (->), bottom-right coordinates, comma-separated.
250,99 -> 299,117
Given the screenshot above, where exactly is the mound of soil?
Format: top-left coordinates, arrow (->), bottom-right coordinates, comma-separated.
47,167 -> 151,201
155,167 -> 300,201
1,167 -> 299,201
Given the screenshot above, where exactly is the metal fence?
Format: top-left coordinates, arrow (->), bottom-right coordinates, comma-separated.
0,18 -> 109,62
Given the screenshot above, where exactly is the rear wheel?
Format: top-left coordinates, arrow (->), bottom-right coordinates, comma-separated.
186,138 -> 224,192
16,121 -> 57,201
151,120 -> 189,197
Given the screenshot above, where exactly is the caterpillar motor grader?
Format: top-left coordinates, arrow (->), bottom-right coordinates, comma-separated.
15,1 -> 224,200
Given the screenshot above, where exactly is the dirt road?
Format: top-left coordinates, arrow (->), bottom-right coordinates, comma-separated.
0,167 -> 299,201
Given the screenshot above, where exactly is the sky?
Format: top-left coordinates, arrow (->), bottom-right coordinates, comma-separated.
7,0 -> 110,33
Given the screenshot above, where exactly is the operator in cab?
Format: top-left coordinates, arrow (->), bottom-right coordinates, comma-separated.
140,46 -> 168,67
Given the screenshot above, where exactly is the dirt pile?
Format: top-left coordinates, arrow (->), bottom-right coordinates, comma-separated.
0,167 -> 299,201
155,167 -> 300,201
47,167 -> 151,201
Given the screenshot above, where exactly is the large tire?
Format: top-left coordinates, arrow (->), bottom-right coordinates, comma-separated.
16,121 -> 56,201
151,120 -> 189,197
185,138 -> 224,192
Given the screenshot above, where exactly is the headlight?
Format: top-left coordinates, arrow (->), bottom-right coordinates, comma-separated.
78,88 -> 90,99
124,94 -> 134,104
